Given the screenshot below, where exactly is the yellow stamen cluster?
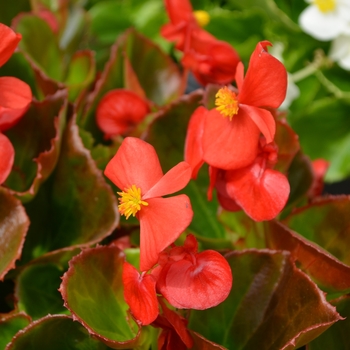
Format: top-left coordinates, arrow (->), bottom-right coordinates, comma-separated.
117,185 -> 148,219
193,10 -> 210,27
215,87 -> 239,121
314,0 -> 335,13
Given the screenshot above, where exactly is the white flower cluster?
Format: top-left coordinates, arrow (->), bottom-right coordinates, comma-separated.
299,0 -> 350,70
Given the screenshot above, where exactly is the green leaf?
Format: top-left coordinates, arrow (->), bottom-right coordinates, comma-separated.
60,245 -> 142,348
5,90 -> 67,201
309,295 -> 350,350
64,50 -> 95,102
189,249 -> 341,349
15,263 -> 68,319
6,314 -> 109,350
0,188 -> 29,280
0,312 -> 31,349
20,113 -> 119,262
13,13 -> 63,81
284,196 -> 350,267
289,98 -> 350,182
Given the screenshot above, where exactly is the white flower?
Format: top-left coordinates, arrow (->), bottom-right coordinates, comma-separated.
299,0 -> 350,41
329,34 -> 350,69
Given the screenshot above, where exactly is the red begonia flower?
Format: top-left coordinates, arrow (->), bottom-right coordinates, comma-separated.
104,137 -> 193,271
202,41 -> 287,170
154,298 -> 193,350
122,261 -> 158,325
0,133 -> 14,185
157,234 -> 232,310
213,140 -> 290,221
161,0 -> 240,85
96,89 -> 150,139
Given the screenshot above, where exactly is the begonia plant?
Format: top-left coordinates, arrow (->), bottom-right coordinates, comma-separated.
1,0 -> 350,349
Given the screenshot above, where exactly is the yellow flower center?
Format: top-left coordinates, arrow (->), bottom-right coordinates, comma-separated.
314,0 -> 335,13
193,10 -> 210,27
215,87 -> 239,121
117,185 -> 148,219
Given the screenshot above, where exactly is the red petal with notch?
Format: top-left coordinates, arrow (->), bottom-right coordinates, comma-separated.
0,77 -> 32,111
0,133 -> 14,185
122,261 -> 158,325
104,137 -> 163,194
238,41 -> 287,108
202,108 -> 259,170
143,162 -> 191,200
139,195 -> 193,271
0,23 -> 21,67
184,106 -> 207,179
225,163 -> 290,221
239,104 -> 276,143
158,250 -> 232,309
96,89 -> 150,139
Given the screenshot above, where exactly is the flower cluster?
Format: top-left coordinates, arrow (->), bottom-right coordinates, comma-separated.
0,23 -> 32,185
105,137 -> 232,334
185,41 -> 290,221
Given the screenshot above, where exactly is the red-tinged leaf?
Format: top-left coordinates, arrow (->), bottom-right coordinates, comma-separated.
6,314 -> 110,350
19,111 -> 119,262
12,14 -> 63,81
285,196 -> 350,265
189,249 -> 342,350
4,89 -> 67,201
190,331 -> 227,350
122,261 -> 159,325
123,54 -> 147,100
309,295 -> 350,349
158,250 -> 232,310
274,119 -> 300,173
266,220 -> 350,294
0,188 -> 29,280
0,312 -> 31,349
124,28 -> 184,105
60,246 -> 142,348
0,133 -> 14,185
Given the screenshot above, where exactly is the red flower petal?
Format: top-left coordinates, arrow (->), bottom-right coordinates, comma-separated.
139,195 -> 193,271
143,162 -> 191,200
0,133 -> 14,185
239,104 -> 276,143
238,41 -> 287,108
202,108 -> 259,170
104,137 -> 163,194
0,105 -> 30,132
0,23 -> 21,67
122,261 -> 159,325
0,77 -> 32,111
163,0 -> 193,25
158,250 -> 232,309
96,89 -> 150,139
184,106 -> 206,179
225,163 -> 290,221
